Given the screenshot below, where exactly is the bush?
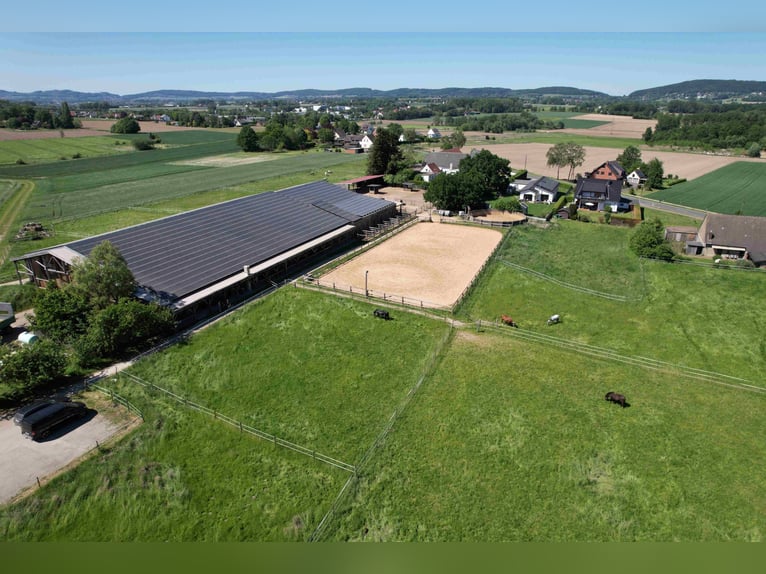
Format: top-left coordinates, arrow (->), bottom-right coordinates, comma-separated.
77,299 -> 175,363
110,117 -> 140,134
629,218 -> 675,261
0,340 -> 68,398
15,158 -> 26,165
132,139 -> 155,151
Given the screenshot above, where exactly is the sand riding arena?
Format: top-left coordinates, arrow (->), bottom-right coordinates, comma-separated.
315,221 -> 504,310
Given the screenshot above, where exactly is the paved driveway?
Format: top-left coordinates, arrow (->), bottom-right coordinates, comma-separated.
0,410 -> 120,504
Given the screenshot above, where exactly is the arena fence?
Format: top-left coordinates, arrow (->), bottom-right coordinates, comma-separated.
298,277 -> 453,316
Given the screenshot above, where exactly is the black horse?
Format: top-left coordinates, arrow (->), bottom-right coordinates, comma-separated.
605,391 -> 629,408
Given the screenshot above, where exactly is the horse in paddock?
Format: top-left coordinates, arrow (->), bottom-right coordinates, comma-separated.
501,314 -> 518,328
605,391 -> 628,408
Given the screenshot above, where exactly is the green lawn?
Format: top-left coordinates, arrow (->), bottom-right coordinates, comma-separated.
328,330 -> 766,541
647,162 -> 766,216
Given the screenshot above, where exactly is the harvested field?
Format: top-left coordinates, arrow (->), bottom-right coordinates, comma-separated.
555,113 -> 657,139
78,119 -> 208,133
476,142 -> 759,181
320,222 -> 503,308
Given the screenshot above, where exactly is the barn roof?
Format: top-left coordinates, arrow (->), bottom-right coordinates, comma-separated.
17,180 -> 394,304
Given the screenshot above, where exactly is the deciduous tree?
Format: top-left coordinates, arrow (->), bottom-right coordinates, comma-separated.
237,126 -> 260,152
70,241 -> 136,311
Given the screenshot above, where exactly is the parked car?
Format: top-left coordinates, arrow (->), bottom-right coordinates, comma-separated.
13,399 -> 57,426
20,401 -> 88,441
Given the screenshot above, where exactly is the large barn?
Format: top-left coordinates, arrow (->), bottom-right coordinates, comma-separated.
14,181 -> 397,324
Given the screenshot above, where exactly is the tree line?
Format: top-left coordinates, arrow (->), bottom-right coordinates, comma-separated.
0,100 -> 78,130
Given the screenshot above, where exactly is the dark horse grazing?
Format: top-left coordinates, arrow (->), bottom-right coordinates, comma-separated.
605,391 -> 628,408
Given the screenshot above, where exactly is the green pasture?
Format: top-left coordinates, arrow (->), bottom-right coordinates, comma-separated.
0,137 -> 238,179
126,288 -> 449,462
0,400 -> 349,541
647,162 -> 766,216
0,136 -> 136,167
0,287 -> 449,540
329,330 -> 766,541
462,221 -> 766,382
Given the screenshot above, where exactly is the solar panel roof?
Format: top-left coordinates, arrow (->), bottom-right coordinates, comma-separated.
29,181 -> 393,302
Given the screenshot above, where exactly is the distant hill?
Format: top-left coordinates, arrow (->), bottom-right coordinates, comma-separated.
5,82 -> 765,105
0,86 -> 610,105
628,80 -> 766,101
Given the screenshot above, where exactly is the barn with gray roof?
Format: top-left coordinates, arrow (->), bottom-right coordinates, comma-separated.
14,180 -> 397,323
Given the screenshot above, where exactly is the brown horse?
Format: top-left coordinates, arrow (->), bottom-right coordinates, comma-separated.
501,314 -> 518,328
605,391 -> 628,408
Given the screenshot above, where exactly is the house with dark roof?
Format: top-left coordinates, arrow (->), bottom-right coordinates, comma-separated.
427,127 -> 442,139
587,161 -> 626,181
627,169 -> 647,188
419,150 -> 468,182
679,213 -> 766,266
512,176 -> 560,203
574,177 -> 628,212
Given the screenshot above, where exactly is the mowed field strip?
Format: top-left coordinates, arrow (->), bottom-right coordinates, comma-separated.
320,223 -> 503,308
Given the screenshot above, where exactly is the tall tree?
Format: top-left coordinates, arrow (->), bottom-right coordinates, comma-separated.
546,143 -> 567,179
458,149 -> 511,197
366,128 -> 403,175
616,145 -> 642,173
70,241 -> 136,311
643,158 -> 664,189
237,126 -> 260,152
57,102 -> 75,129
563,142 -> 586,180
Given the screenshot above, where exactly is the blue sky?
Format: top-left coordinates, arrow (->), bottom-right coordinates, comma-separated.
1,33 -> 765,97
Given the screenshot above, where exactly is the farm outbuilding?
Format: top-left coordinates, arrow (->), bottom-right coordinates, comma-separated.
14,181 -> 397,325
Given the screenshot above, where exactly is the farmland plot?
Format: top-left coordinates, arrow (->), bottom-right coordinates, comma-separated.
648,162 -> 766,216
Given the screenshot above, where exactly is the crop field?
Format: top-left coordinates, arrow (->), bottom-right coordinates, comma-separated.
647,162 -> 766,216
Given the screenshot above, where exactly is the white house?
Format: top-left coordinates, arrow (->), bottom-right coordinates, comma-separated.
627,169 -> 647,188
427,127 -> 442,139
419,163 -> 442,183
360,134 -> 374,151
513,177 -> 560,203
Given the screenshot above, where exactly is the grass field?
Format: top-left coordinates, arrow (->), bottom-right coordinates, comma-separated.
0,288 -> 449,540
328,329 -> 766,541
462,221 -> 766,382
0,136 -> 136,166
647,162 -> 766,216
